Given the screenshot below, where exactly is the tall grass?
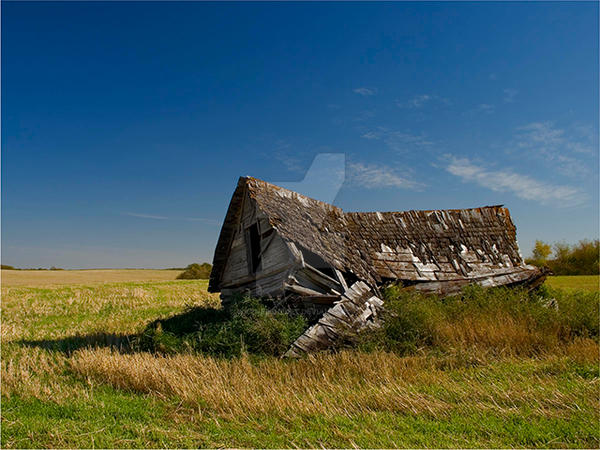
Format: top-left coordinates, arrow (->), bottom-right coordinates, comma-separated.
358,284 -> 599,357
69,341 -> 598,420
2,277 -> 599,447
135,283 -> 599,359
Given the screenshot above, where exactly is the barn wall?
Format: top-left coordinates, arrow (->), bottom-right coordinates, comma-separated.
220,193 -> 299,298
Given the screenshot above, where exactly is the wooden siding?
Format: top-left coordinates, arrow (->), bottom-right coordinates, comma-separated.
210,177 -> 543,293
220,192 -> 298,298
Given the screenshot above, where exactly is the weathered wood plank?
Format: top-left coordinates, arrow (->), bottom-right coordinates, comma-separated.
333,268 -> 349,292
284,282 -> 328,297
285,281 -> 384,357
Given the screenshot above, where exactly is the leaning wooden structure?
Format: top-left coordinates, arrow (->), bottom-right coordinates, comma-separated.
208,176 -> 546,357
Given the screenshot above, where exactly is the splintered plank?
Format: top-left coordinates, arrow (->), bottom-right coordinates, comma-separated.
285,281 -> 384,358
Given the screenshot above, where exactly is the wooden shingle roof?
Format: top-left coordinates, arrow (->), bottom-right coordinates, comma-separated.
209,176 -> 530,292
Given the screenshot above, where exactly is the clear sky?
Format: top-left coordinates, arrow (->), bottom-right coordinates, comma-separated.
2,2 -> 598,269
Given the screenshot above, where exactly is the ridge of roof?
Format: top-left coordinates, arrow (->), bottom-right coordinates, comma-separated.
244,176 -> 505,215
208,176 -> 521,292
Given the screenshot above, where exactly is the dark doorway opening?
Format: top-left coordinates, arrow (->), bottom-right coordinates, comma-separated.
246,223 -> 261,273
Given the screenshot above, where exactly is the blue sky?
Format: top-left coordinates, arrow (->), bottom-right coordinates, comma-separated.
2,2 -> 598,269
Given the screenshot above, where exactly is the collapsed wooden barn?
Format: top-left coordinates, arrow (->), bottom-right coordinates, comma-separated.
208,176 -> 546,357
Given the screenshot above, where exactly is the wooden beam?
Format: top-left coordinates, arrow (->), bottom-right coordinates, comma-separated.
333,268 -> 349,292
302,264 -> 343,293
287,242 -> 304,266
284,283 -> 326,297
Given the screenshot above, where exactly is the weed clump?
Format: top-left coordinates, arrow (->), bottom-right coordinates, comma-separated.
138,283 -> 598,359
136,296 -> 306,358
358,284 -> 599,356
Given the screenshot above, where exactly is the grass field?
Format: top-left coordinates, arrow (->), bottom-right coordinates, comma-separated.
1,269 -> 182,287
545,275 -> 599,292
1,272 -> 598,448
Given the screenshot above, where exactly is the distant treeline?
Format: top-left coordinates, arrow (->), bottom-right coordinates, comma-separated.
177,263 -> 212,279
1,265 -> 63,270
526,239 -> 599,276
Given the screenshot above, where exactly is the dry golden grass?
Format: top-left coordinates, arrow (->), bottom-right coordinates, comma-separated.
435,314 -> 562,355
0,279 -> 219,406
2,274 -> 598,448
1,269 -> 184,287
68,340 -> 598,421
1,346 -> 82,402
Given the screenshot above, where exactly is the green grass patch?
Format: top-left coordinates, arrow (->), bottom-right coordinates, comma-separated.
3,358 -> 597,448
136,296 -> 307,357
2,274 -> 599,448
546,275 -> 599,292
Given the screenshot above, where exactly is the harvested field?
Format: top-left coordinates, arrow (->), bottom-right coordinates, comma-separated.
1,269 -> 182,287
1,271 -> 598,448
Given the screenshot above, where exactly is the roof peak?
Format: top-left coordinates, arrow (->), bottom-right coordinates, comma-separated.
241,176 -> 504,215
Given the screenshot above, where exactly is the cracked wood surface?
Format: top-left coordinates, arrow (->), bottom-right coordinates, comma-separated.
209,177 -> 546,356
210,177 -> 541,293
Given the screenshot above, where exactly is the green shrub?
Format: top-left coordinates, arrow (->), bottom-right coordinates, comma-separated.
357,284 -> 441,354
136,296 -> 307,358
548,286 -> 599,338
359,284 -> 599,356
527,239 -> 599,275
137,283 -> 598,359
176,263 -> 212,280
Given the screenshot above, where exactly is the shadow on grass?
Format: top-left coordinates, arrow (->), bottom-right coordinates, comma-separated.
18,332 -> 137,355
16,306 -> 232,356
135,299 -> 307,358
18,298 -> 308,358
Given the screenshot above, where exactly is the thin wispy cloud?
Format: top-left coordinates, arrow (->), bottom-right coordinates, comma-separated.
347,162 -> 424,190
462,103 -> 495,117
271,139 -> 306,174
444,156 -> 583,206
353,87 -> 377,96
503,88 -> 518,103
361,127 -> 434,153
397,94 -> 450,109
398,94 -> 431,108
124,212 -> 219,224
353,110 -> 375,122
512,121 -> 595,177
517,122 -> 594,153
477,103 -> 495,114
124,212 -> 169,220
183,217 -> 221,224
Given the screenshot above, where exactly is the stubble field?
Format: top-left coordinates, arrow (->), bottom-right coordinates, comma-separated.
1,270 -> 598,448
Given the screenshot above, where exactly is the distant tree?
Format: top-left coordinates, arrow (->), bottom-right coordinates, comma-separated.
532,240 -> 552,262
570,240 -> 600,274
552,242 -> 571,261
548,240 -> 599,276
527,239 -> 599,275
1,264 -> 16,270
177,263 -> 212,280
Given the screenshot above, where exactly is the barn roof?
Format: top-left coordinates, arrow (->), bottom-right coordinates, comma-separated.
209,176 -> 528,292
